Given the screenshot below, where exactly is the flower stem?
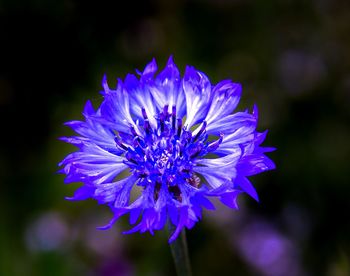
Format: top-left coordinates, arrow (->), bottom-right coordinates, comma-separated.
168,223 -> 192,276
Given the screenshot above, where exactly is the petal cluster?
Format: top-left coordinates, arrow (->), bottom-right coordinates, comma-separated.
59,57 -> 275,242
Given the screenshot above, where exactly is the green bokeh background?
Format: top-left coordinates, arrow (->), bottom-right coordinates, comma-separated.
1,0 -> 350,275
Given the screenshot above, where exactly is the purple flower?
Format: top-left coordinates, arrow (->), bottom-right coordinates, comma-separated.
59,57 -> 275,242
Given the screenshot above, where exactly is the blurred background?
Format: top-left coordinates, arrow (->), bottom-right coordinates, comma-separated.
1,0 -> 350,275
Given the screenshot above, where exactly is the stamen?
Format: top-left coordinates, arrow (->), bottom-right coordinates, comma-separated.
134,143 -> 145,155
172,106 -> 176,130
123,160 -> 138,167
177,118 -> 182,137
193,121 -> 207,142
144,120 -> 152,135
115,136 -> 129,151
159,113 -> 165,133
186,174 -> 201,188
141,107 -> 153,136
125,152 -> 138,164
207,133 -> 224,152
163,104 -> 169,117
130,126 -> 138,137
190,144 -> 203,159
135,136 -> 146,149
141,107 -> 148,119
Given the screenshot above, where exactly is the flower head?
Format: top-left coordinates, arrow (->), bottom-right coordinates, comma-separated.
59,57 -> 275,242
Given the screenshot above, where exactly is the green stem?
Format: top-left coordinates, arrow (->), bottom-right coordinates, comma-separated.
168,223 -> 192,276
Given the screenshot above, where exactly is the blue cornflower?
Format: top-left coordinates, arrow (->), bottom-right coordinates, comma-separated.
59,57 -> 275,242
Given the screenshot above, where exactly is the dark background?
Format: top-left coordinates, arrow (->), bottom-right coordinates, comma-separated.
1,0 -> 350,275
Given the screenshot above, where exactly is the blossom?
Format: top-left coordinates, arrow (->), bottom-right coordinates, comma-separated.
59,57 -> 275,242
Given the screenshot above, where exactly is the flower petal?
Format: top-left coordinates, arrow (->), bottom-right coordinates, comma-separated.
169,206 -> 189,243
237,154 -> 276,176
63,100 -> 119,153
182,66 -> 212,128
205,80 -> 242,125
59,143 -> 128,185
124,73 -> 158,128
206,111 -> 256,135
193,157 -> 238,189
140,58 -> 158,81
219,190 -> 241,209
234,175 -> 259,201
94,175 -> 137,205
65,185 -> 94,201
99,78 -> 139,133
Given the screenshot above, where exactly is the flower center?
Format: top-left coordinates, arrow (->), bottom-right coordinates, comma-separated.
115,105 -> 223,201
